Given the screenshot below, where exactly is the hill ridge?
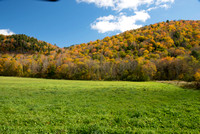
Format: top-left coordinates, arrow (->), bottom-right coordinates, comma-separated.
0,20 -> 200,81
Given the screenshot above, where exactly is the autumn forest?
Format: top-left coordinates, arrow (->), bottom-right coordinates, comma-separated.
0,20 -> 200,82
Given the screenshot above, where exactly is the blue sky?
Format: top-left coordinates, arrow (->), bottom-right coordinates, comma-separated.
0,0 -> 199,48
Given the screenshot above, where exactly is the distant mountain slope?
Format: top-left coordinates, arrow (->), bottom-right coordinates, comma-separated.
66,20 -> 200,60
0,34 -> 58,54
0,20 -> 200,81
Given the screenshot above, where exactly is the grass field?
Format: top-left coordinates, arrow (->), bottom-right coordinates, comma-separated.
0,77 -> 200,133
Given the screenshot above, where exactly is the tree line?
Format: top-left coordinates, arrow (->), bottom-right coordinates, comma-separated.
0,20 -> 200,83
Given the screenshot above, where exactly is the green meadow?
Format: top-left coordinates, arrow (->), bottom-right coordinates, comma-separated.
0,77 -> 200,133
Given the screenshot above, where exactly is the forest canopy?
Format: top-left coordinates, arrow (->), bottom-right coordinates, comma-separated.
0,20 -> 200,81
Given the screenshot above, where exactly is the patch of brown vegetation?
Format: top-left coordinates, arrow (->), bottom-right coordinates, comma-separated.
157,81 -> 199,90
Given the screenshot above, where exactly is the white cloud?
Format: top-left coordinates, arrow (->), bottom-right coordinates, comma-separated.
147,3 -> 170,11
91,11 -> 150,33
156,0 -> 174,5
114,0 -> 154,11
159,4 -> 170,9
97,15 -> 116,21
76,0 -> 114,8
77,0 -> 175,33
77,0 -> 174,11
0,29 -> 15,35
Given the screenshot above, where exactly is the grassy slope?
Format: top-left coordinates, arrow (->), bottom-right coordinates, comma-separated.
0,77 -> 200,133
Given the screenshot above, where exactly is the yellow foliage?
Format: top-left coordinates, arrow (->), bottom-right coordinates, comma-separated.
194,69 -> 200,82
143,50 -> 149,55
142,61 -> 157,78
0,64 -> 3,72
178,74 -> 184,80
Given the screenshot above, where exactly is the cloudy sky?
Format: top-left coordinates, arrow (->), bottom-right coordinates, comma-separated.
0,0 -> 199,47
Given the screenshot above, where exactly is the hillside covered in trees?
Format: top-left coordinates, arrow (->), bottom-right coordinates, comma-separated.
0,34 -> 58,54
0,20 -> 200,81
